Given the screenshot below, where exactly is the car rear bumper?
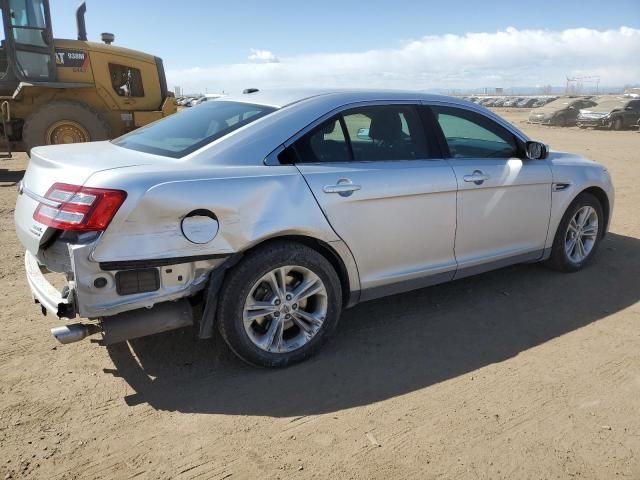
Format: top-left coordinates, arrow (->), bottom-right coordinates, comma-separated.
25,250 -> 76,319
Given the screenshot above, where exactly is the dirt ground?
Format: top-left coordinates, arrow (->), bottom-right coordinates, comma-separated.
1,109 -> 639,480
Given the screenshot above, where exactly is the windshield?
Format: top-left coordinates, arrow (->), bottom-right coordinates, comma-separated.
541,99 -> 571,110
590,100 -> 625,111
113,101 -> 277,158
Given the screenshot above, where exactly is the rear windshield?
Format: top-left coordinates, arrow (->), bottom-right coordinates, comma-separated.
113,101 -> 277,158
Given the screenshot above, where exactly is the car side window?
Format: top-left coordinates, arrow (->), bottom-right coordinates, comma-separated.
342,105 -> 429,161
430,106 -> 519,159
287,105 -> 430,164
290,117 -> 351,163
628,100 -> 640,111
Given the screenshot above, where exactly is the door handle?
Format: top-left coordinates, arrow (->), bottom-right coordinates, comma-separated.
463,170 -> 490,185
323,179 -> 361,197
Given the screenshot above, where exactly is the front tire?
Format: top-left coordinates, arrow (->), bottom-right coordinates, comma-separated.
611,117 -> 624,131
217,241 -> 342,367
554,115 -> 567,127
546,192 -> 604,272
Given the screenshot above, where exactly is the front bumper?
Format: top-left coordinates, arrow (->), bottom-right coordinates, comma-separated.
25,251 -> 76,319
576,117 -> 608,128
528,115 -> 553,125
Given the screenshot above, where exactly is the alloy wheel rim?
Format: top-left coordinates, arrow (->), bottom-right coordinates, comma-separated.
243,265 -> 328,353
565,206 -> 598,263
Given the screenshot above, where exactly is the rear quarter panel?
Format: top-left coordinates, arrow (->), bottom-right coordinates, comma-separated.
88,164 -> 344,262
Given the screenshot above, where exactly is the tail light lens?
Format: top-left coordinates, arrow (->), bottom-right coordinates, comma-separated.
33,183 -> 127,232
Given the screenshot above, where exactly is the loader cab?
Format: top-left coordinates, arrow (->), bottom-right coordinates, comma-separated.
0,0 -> 56,92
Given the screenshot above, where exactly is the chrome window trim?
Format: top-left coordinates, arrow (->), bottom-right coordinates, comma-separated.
264,99 -> 531,166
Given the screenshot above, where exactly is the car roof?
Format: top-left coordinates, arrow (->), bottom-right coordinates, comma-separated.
220,88 -> 473,109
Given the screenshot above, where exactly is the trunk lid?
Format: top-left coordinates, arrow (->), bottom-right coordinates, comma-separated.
15,141 -> 164,256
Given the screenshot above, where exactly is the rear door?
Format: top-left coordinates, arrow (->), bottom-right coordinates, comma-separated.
289,103 -> 459,300
428,104 -> 552,276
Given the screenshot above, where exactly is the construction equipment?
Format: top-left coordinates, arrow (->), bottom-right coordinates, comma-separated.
0,0 -> 176,152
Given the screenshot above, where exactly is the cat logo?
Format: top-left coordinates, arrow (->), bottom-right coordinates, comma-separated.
55,49 -> 89,71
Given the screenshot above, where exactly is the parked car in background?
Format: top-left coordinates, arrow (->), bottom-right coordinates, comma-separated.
503,97 -> 523,107
492,98 -> 508,107
528,98 -> 597,126
533,97 -> 557,108
517,98 -> 538,108
577,97 -> 640,130
15,90 -> 614,367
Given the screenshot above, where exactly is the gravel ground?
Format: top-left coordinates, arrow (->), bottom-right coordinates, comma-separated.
0,109 -> 639,479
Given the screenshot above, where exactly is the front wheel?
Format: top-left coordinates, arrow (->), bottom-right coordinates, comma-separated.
546,193 -> 604,272
554,115 -> 567,127
611,117 -> 624,131
217,241 -> 342,367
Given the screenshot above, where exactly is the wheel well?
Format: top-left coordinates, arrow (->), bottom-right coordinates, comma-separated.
581,186 -> 610,236
243,235 -> 352,305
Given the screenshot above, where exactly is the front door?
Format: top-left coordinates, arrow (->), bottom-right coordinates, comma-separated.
623,100 -> 640,128
429,105 -> 553,277
288,103 -> 459,300
1,0 -> 56,83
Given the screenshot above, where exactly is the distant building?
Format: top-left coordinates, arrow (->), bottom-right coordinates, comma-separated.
174,86 -> 182,96
495,87 -> 504,95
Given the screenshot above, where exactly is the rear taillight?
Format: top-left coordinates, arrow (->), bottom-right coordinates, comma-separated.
33,183 -> 127,232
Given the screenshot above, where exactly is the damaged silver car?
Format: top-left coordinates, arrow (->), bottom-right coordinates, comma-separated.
15,90 -> 614,367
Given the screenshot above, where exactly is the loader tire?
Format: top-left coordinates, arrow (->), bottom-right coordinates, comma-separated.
23,101 -> 111,153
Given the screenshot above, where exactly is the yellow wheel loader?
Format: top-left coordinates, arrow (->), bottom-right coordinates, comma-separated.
0,0 -> 176,152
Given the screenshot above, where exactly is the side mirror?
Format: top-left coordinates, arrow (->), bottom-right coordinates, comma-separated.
525,141 -> 549,160
356,127 -> 370,140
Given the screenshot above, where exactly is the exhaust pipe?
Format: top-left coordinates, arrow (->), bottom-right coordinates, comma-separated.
51,323 -> 101,344
76,2 -> 87,41
50,300 -> 193,346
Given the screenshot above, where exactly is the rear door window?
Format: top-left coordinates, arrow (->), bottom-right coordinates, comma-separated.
290,104 -> 430,163
291,117 -> 351,163
342,105 -> 429,161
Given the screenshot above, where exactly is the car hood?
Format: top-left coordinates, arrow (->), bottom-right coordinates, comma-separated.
546,151 -> 595,167
536,105 -> 568,114
580,106 -> 621,114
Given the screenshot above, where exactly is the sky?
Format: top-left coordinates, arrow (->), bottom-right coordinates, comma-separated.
51,0 -> 640,93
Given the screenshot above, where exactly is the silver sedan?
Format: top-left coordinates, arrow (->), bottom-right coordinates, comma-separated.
14,89 -> 614,367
